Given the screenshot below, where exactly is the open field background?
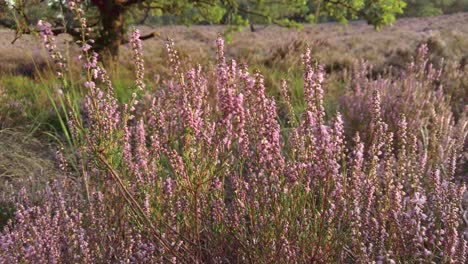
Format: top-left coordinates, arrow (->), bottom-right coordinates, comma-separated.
1,13 -> 467,76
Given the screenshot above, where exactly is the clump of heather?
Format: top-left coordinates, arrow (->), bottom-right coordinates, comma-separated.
340,44 -> 467,178
1,25 -> 466,263
0,182 -> 163,263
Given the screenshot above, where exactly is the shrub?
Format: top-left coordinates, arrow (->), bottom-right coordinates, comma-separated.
340,45 -> 466,155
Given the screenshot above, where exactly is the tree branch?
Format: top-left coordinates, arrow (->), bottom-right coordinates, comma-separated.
121,31 -> 160,44
138,6 -> 151,24
236,6 -> 285,27
10,3 -> 30,25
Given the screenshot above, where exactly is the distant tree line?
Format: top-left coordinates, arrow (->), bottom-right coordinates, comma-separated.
0,0 -> 466,63
0,0 -> 407,63
132,0 -> 468,27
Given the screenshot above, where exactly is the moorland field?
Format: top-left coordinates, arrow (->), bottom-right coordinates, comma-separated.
0,12 -> 467,263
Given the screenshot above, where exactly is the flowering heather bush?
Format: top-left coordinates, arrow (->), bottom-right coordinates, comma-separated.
340,45 -> 467,174
0,15 -> 467,263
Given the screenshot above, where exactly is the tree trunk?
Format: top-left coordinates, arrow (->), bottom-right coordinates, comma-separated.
250,23 -> 256,32
95,0 -> 125,67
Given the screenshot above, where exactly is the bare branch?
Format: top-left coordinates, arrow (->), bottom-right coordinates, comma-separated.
138,6 -> 151,24
121,31 -> 160,44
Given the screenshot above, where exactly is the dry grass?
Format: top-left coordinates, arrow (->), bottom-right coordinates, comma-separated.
0,129 -> 61,198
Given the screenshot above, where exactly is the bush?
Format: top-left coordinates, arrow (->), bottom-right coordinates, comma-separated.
419,4 -> 444,17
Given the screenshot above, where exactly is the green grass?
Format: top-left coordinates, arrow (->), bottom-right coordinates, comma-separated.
0,201 -> 15,231
254,64 -> 346,121
0,75 -> 54,131
113,78 -> 139,103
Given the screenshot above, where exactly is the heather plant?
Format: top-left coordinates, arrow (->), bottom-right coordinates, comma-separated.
0,14 -> 467,264
340,45 -> 467,177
